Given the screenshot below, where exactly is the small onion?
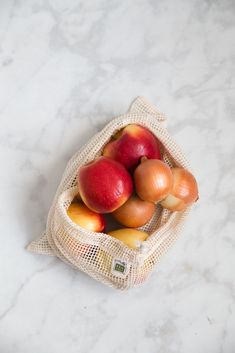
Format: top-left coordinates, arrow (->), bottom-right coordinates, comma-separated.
160,168 -> 199,211
112,195 -> 155,227
134,158 -> 173,203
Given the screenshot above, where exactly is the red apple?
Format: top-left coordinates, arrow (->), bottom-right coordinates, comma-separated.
77,156 -> 133,213
103,124 -> 161,170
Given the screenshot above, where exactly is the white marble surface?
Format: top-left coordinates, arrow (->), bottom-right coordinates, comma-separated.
1,0 -> 235,352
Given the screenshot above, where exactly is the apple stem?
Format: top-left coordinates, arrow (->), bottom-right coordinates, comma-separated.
140,156 -> 148,163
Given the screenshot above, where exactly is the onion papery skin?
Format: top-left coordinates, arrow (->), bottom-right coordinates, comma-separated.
134,158 -> 173,203
160,168 -> 199,211
112,195 -> 155,227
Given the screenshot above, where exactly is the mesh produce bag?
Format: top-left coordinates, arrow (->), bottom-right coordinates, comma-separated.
27,97 -> 191,290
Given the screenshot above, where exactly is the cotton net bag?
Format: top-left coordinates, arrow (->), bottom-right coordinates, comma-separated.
27,97 -> 191,290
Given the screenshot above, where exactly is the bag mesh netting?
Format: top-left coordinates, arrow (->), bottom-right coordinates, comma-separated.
27,97 -> 191,290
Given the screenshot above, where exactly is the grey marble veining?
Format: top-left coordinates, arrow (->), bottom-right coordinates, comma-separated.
0,0 -> 235,352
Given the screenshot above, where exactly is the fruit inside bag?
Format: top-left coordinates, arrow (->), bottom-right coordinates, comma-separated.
27,97 -> 198,290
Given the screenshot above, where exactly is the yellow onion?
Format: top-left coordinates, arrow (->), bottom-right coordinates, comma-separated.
160,168 -> 199,211
134,158 -> 173,203
112,195 -> 155,227
108,228 -> 148,249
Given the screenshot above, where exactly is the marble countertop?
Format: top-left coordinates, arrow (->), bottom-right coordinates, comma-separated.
1,0 -> 235,352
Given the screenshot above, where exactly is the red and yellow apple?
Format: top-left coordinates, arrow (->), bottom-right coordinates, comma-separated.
66,202 -> 103,257
67,202 -> 105,232
77,156 -> 133,213
108,228 -> 149,249
103,124 -> 161,170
